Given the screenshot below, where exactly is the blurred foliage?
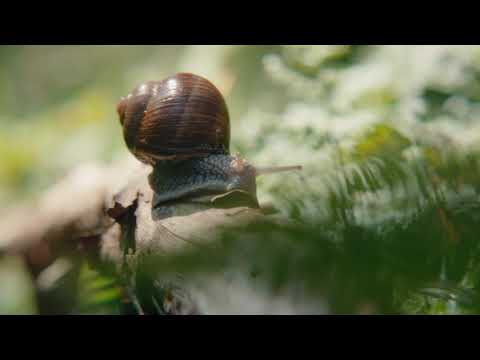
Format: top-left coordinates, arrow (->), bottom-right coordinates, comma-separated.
73,264 -> 125,314
0,256 -> 37,314
3,46 -> 480,314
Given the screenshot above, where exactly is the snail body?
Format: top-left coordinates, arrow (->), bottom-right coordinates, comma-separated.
149,153 -> 258,207
118,73 -> 300,207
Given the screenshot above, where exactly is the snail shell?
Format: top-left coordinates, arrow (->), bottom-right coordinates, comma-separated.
117,73 -> 230,165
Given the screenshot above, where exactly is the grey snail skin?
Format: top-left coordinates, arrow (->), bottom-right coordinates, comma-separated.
117,73 -> 301,208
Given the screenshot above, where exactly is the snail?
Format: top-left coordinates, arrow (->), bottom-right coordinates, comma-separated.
117,73 -> 301,208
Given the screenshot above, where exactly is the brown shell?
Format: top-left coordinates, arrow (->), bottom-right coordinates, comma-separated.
117,73 -> 230,165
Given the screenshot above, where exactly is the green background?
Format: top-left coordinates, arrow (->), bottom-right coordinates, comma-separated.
3,46 -> 480,314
